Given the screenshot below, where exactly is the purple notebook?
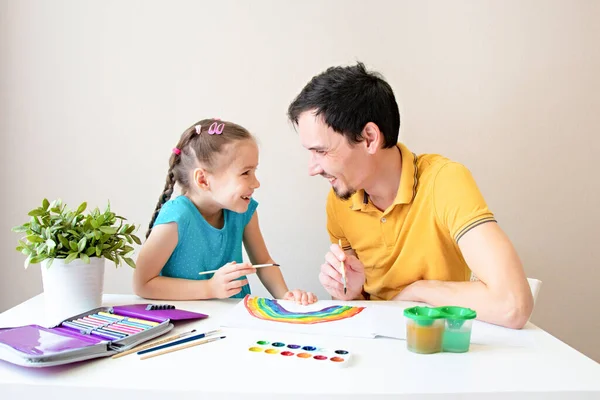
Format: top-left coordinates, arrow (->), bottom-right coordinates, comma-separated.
0,304 -> 208,368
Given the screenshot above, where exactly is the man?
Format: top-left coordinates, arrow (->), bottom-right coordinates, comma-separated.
287,62 -> 533,329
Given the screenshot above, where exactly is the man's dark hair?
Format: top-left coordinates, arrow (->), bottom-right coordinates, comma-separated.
287,62 -> 400,148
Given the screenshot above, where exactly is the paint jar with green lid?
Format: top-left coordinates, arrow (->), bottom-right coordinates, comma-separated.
403,306 -> 445,354
439,306 -> 477,353
403,305 -> 477,354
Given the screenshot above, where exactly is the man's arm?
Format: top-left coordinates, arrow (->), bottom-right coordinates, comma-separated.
395,221 -> 534,329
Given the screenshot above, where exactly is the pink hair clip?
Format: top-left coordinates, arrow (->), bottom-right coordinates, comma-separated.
172,147 -> 181,155
194,125 -> 202,134
208,121 -> 224,135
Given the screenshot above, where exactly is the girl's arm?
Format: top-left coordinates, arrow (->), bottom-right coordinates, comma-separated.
242,212 -> 289,299
133,223 -> 216,300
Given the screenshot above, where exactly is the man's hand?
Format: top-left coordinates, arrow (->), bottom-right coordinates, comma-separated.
319,243 -> 365,300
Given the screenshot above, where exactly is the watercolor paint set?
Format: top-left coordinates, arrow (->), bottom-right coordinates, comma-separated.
0,304 -> 208,368
247,339 -> 352,367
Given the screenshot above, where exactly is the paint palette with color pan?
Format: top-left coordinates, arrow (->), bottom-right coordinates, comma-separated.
248,340 -> 352,368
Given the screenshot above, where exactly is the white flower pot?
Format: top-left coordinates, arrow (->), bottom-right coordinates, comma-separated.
40,257 -> 106,324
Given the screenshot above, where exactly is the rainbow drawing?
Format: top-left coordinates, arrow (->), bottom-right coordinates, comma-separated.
243,295 -> 365,324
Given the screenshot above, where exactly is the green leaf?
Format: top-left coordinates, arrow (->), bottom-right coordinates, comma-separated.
45,257 -> 54,268
69,241 -> 79,251
29,255 -> 46,264
12,224 -> 30,233
76,202 -> 87,215
45,239 -> 56,252
25,235 -> 44,243
85,246 -> 96,256
20,247 -> 32,256
94,230 -> 101,240
65,253 -> 78,264
131,235 -> 142,245
100,234 -> 112,243
104,253 -> 116,263
28,209 -> 45,217
42,198 -> 50,210
24,255 -> 32,269
80,253 -> 90,264
67,230 -> 80,238
58,235 -> 70,248
123,257 -> 136,268
99,226 -> 117,235
78,237 -> 87,252
91,219 -> 99,229
120,245 -> 134,254
96,246 -> 101,256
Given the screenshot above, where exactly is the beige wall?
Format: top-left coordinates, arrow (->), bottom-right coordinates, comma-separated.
1,0 -> 598,362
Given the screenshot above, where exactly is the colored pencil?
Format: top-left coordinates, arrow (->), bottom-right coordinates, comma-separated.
140,336 -> 226,360
198,263 -> 280,276
97,311 -> 159,327
111,329 -> 197,359
137,329 -> 221,355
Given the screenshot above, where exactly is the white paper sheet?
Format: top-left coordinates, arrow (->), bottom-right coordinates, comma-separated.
220,297 -> 406,339
221,297 -> 537,348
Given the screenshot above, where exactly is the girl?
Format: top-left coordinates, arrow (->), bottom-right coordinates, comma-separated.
134,118 -> 317,305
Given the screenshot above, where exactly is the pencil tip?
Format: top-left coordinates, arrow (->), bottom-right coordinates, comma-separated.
344,288 -> 347,294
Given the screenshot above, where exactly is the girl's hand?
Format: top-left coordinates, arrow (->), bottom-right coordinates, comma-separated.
283,289 -> 318,305
209,262 -> 256,299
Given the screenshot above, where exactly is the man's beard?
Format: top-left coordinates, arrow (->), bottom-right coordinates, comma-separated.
333,186 -> 356,201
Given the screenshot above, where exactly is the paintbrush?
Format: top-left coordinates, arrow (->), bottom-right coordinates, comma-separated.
111,329 -> 197,359
140,335 -> 226,360
137,329 -> 221,355
198,263 -> 280,276
339,239 -> 347,294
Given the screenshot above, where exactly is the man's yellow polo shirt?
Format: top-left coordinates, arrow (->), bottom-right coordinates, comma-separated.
326,143 -> 496,300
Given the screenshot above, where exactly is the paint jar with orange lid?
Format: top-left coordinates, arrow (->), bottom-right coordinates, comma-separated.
403,307 -> 445,354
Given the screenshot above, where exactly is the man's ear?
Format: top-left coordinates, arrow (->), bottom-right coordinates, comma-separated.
193,168 -> 210,191
362,122 -> 383,154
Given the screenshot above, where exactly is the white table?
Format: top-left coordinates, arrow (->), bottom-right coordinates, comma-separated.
0,294 -> 598,399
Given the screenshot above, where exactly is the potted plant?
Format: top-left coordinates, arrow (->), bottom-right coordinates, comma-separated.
12,199 -> 141,322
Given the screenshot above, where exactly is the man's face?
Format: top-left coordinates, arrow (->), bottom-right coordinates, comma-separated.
297,112 -> 366,200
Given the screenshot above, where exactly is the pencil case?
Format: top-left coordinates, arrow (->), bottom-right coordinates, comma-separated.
0,304 -> 208,368
403,306 -> 477,354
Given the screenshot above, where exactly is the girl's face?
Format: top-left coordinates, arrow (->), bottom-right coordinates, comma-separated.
206,139 -> 261,213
